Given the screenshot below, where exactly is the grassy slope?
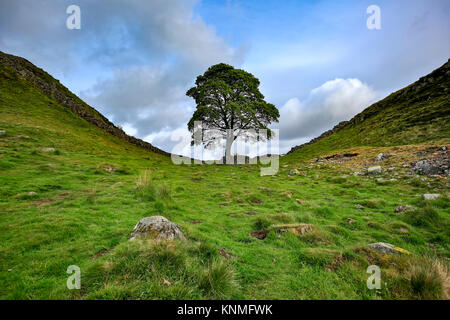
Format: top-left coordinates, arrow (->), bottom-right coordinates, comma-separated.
286,59 -> 450,161
0,56 -> 449,300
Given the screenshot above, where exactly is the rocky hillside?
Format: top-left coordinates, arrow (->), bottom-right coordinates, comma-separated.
0,51 -> 169,156
287,59 -> 450,155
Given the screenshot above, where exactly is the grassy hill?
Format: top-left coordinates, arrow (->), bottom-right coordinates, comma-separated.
286,59 -> 450,161
0,52 -> 449,300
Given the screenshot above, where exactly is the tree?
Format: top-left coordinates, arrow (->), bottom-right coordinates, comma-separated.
186,63 -> 279,162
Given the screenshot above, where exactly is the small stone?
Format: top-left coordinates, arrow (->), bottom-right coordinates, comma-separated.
288,169 -> 299,175
422,194 -> 440,200
295,199 -> 303,204
273,223 -> 312,236
41,147 -> 55,152
0,130 -> 5,135
355,204 -> 364,209
251,230 -> 268,240
368,242 -> 411,255
28,191 -> 37,196
395,205 -> 415,213
347,218 -> 356,224
376,153 -> 391,162
367,166 -> 382,174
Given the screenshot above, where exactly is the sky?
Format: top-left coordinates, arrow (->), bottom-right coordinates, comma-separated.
1,0 -> 449,157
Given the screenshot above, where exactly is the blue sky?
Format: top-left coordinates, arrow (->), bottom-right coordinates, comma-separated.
1,0 -> 449,155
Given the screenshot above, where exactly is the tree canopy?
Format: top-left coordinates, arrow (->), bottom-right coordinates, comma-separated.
186,63 -> 279,160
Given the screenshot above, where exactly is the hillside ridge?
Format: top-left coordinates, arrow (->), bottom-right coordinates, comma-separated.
287,58 -> 450,154
0,51 -> 170,156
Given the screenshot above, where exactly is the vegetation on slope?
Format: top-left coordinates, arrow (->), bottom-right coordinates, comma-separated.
0,53 -> 449,300
286,59 -> 450,160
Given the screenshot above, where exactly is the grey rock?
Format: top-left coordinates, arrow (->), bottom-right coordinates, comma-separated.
367,166 -> 382,174
414,160 -> 439,175
422,194 -> 440,200
0,130 -> 5,135
376,153 -> 391,162
130,216 -> 186,241
395,205 -> 415,213
288,169 -> 299,175
41,147 -> 55,152
368,242 -> 410,255
355,204 -> 364,209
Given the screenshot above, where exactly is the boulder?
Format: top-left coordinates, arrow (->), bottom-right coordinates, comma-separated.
130,216 -> 186,241
368,242 -> 411,255
367,166 -> 382,174
422,194 -> 440,200
414,160 -> 439,175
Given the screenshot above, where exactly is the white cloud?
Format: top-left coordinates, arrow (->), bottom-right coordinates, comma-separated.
278,78 -> 378,144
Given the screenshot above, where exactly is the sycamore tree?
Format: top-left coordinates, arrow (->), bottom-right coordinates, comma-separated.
186,63 -> 279,162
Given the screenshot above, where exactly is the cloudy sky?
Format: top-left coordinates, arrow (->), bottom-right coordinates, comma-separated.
1,0 -> 449,156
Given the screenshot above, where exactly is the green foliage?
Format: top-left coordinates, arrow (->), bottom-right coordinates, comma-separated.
186,63 -> 279,155
0,51 -> 449,300
404,205 -> 440,227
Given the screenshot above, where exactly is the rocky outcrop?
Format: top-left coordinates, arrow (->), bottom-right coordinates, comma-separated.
0,51 -> 170,157
411,148 -> 449,176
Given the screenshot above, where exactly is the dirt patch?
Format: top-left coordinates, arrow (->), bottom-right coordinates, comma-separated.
251,199 -> 263,205
244,211 -> 257,216
58,192 -> 70,197
326,253 -> 347,272
218,249 -> 234,259
191,178 -> 202,182
34,199 -> 54,206
90,249 -> 110,260
316,152 -> 359,163
190,221 -> 203,224
251,230 -> 268,240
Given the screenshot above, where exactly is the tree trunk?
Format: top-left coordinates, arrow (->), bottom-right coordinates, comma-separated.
225,132 -> 233,164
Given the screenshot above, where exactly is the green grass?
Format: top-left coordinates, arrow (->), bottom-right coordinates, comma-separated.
0,53 -> 449,300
